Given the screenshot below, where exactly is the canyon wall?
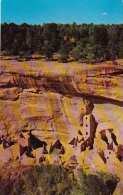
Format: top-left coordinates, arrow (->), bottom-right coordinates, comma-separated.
0,60 -> 123,194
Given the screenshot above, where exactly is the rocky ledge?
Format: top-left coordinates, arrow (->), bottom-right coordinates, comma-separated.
1,60 -> 123,101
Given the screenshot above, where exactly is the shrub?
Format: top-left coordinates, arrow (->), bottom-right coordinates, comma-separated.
1,50 -> 10,56
75,169 -> 118,195
0,165 -> 118,195
58,53 -> 68,63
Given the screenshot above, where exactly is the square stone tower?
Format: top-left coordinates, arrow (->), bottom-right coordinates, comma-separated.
82,114 -> 97,140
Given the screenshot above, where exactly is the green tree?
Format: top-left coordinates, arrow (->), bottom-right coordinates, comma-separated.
42,23 -> 60,59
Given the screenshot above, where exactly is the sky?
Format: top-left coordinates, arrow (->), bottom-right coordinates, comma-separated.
1,0 -> 123,25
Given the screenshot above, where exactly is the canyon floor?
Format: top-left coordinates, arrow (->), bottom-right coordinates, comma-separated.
0,59 -> 123,194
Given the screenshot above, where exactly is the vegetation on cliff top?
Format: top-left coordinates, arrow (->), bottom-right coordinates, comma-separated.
0,164 -> 118,195
1,22 -> 123,63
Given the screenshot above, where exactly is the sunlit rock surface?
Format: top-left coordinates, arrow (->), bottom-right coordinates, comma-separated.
0,60 -> 123,193
1,60 -> 123,101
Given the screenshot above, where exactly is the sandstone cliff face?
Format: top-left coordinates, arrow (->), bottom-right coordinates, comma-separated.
0,60 -> 123,193
1,60 -> 123,101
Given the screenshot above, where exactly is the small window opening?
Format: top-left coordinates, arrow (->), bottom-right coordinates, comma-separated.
86,124 -> 88,127
86,132 -> 88,135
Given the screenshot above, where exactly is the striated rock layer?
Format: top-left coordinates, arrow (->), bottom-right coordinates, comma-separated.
0,60 -> 123,193
1,60 -> 123,101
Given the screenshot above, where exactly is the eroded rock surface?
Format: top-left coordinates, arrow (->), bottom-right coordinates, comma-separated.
0,60 -> 123,193
1,60 -> 123,101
